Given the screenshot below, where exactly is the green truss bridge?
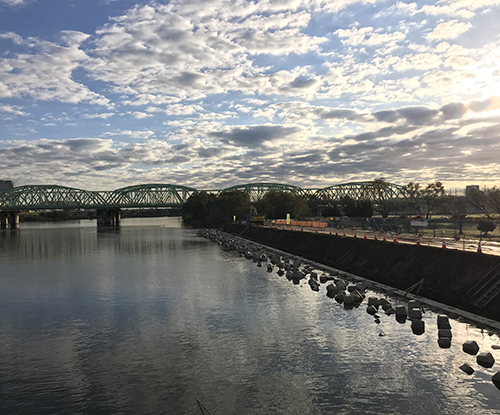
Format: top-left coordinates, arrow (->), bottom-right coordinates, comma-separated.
0,181 -> 405,227
0,184 -> 198,211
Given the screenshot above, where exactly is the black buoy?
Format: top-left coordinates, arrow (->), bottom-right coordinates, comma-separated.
459,363 -> 474,375
492,372 -> 500,390
477,352 -> 495,368
438,337 -> 451,348
462,340 -> 480,355
411,319 -> 425,335
334,292 -> 344,303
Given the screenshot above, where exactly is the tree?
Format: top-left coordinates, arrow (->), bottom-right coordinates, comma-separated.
466,187 -> 490,217
306,193 -> 343,217
366,178 -> 395,218
322,203 -> 343,217
209,190 -> 251,225
484,187 -> 500,215
402,182 -> 423,215
340,197 -> 374,217
306,193 -> 321,215
182,191 -> 217,226
421,182 -> 454,218
478,221 -> 496,236
402,181 -> 454,218
450,198 -> 468,235
466,186 -> 500,217
307,193 -> 343,217
254,191 -> 309,219
182,190 -> 251,226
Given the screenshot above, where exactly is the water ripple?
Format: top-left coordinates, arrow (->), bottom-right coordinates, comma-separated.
0,220 -> 499,414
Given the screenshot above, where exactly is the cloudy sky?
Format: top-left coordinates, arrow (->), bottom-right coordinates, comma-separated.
1,0 -> 500,191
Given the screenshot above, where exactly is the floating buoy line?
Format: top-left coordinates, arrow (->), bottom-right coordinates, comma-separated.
198,229 -> 500,392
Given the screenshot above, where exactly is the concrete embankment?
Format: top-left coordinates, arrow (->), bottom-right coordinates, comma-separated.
225,224 -> 500,322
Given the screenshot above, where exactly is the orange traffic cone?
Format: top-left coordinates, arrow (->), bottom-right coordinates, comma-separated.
353,232 -> 357,238
343,231 -> 346,237
477,241 -> 482,254
383,234 -> 386,242
416,237 -> 420,245
374,234 -> 378,241
442,240 -> 447,249
329,230 -> 332,235
364,233 -> 367,239
315,229 -> 318,233
393,236 -> 397,243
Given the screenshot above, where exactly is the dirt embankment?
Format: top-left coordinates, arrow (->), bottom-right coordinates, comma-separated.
225,224 -> 500,322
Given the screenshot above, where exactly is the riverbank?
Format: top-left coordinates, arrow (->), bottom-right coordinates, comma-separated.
225,224 -> 500,322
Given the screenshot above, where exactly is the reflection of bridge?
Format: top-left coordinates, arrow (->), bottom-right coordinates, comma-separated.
0,181 -> 405,228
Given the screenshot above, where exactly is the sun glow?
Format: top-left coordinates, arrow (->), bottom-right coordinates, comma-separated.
467,68 -> 500,102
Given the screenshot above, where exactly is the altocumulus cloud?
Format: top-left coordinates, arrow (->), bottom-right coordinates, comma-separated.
1,0 -> 500,190
208,125 -> 302,148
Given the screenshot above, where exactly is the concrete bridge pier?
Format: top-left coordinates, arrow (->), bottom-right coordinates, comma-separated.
9,213 -> 19,229
96,208 -> 121,228
0,213 -> 19,229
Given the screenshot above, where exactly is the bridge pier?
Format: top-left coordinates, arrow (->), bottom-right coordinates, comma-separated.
9,213 -> 19,229
96,208 -> 121,228
0,213 -> 19,229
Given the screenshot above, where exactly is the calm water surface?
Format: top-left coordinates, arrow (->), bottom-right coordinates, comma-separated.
1,218 -> 499,414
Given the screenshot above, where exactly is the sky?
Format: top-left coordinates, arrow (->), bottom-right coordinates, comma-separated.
1,0 -> 500,192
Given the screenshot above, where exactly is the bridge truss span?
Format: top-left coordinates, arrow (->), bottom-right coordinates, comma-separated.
112,184 -> 198,208
314,181 -> 405,204
221,182 -> 306,202
0,185 -> 107,211
0,184 -> 198,211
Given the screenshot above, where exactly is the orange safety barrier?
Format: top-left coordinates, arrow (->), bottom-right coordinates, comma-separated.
272,219 -> 327,228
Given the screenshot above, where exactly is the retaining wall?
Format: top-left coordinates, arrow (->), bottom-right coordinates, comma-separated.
225,224 -> 500,322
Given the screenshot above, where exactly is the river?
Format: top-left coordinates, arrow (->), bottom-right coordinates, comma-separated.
0,218 -> 499,414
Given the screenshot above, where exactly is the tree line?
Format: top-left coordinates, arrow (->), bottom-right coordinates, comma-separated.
182,179 -> 500,227
182,190 -> 309,227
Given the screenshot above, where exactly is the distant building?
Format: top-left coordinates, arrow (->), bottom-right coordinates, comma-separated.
465,185 -> 480,193
0,180 -> 15,191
